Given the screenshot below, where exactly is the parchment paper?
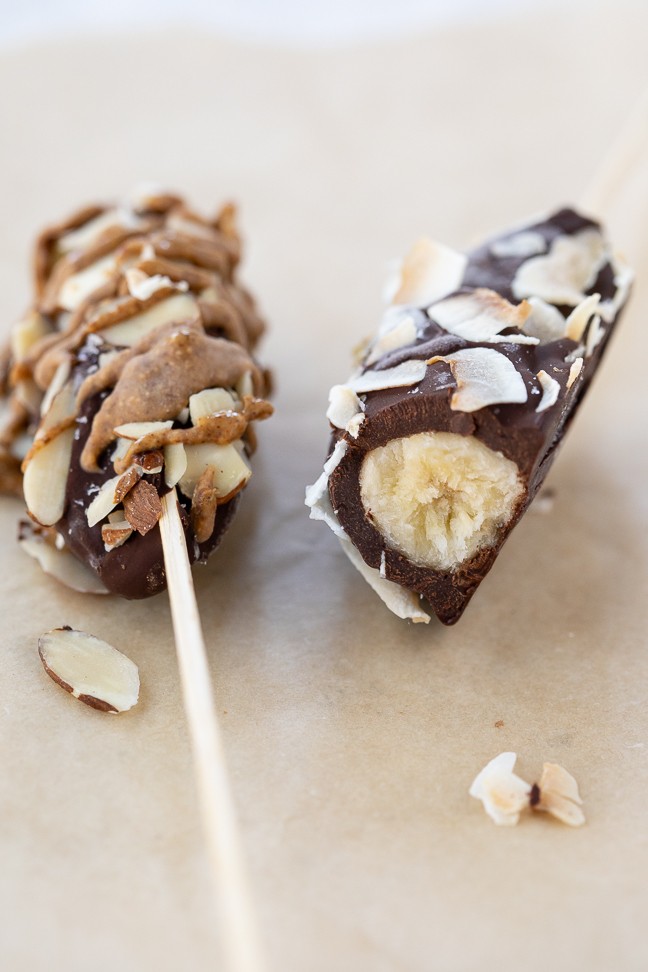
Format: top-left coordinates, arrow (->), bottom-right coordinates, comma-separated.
1,5 -> 647,970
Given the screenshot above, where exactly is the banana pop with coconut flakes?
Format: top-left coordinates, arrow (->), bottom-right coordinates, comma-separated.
1,188 -> 272,598
306,209 -> 632,625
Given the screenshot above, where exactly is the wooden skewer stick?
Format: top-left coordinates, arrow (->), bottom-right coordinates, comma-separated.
580,85 -> 648,218
159,488 -> 266,972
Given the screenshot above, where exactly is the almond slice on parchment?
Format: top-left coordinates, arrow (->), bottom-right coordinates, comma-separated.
38,627 -> 139,713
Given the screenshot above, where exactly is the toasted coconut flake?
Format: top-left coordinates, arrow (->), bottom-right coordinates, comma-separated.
339,537 -> 430,623
533,762 -> 585,827
20,534 -> 109,594
123,480 -> 162,535
23,427 -> 74,526
348,359 -> 427,395
535,370 -> 561,413
490,231 -> 547,259
38,627 -> 139,713
326,385 -> 365,434
390,238 -> 467,307
164,442 -> 187,488
305,439 -> 349,539
512,228 -> 607,307
365,313 -> 418,365
567,358 -> 584,389
564,293 -> 601,342
523,297 -> 567,343
113,420 -> 173,440
429,288 -> 532,343
599,254 -> 634,323
469,752 -> 531,826
585,315 -> 605,357
427,347 -> 527,412
189,387 -> 237,424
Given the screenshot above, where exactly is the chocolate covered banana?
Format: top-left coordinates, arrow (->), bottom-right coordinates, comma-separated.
3,187 -> 272,596
306,209 -> 632,624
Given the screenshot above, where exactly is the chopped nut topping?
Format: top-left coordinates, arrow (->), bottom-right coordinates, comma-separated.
122,479 -> 163,535
113,465 -> 143,503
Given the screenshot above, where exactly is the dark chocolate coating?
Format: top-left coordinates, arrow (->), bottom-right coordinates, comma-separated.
327,209 -> 628,624
56,341 -> 240,599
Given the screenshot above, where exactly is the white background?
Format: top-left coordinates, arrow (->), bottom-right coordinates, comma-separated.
1,0 -> 592,48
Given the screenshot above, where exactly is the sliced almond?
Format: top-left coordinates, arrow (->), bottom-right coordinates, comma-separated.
164,442 -> 187,488
113,420 -> 173,440
100,293 -> 199,346
39,380 -> 76,434
38,627 -> 139,713
123,480 -> 162,535
179,443 -> 251,500
20,535 -> 109,594
58,253 -> 119,312
189,387 -> 237,424
11,311 -> 50,361
40,358 -> 72,417
390,238 -> 467,307
86,474 -> 123,527
125,268 -> 185,301
427,347 -> 528,412
236,370 -> 254,400
23,427 -> 74,525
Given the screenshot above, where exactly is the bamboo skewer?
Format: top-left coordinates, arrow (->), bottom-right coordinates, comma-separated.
159,488 -> 266,972
580,86 -> 648,218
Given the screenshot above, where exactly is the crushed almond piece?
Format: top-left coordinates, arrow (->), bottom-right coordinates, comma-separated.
113,465 -> 143,503
123,480 -> 162,535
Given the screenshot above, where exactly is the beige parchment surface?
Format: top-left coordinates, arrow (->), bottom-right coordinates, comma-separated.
1,5 -> 647,971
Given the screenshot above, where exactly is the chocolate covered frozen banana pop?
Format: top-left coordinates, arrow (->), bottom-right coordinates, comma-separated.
306,208 -> 632,625
2,187 -> 271,596
2,189 -> 270,971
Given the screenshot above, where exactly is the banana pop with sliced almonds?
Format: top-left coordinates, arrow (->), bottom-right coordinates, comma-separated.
306,209 -> 632,624
1,188 -> 272,597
